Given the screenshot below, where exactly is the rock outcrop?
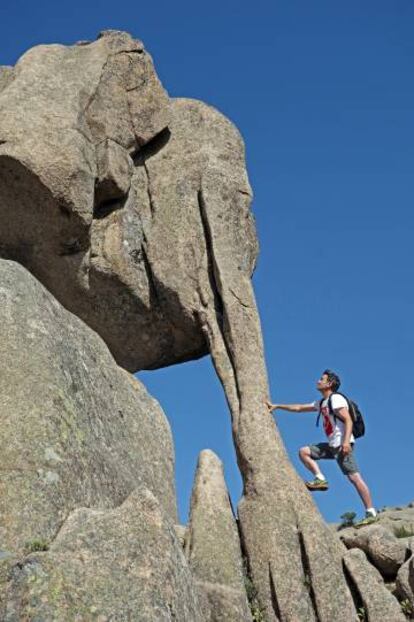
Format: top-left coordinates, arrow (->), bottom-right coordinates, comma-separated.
343,548 -> 406,622
396,554 -> 414,611
0,30 -> 408,620
0,30 -> 256,373
0,259 -> 176,555
340,524 -> 409,579
335,506 -> 414,619
2,488 -> 201,622
185,450 -> 252,621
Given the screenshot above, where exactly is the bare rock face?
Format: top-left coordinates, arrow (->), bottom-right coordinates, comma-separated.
0,31 -> 256,373
340,525 -> 409,580
2,488 -> 202,621
343,548 -> 406,622
396,553 -> 414,612
0,259 -> 176,554
185,450 -> 252,621
0,66 -> 13,92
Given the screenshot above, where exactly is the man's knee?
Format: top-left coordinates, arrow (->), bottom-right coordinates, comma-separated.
347,472 -> 361,485
299,446 -> 311,460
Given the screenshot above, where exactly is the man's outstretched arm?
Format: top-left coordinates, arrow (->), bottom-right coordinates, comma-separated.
266,401 -> 318,413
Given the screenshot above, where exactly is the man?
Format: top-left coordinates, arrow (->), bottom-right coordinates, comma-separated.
267,369 -> 377,524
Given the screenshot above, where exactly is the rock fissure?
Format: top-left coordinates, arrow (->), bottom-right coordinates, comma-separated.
143,161 -> 156,217
268,564 -> 282,622
298,529 -> 321,622
196,187 -> 242,422
342,560 -> 365,618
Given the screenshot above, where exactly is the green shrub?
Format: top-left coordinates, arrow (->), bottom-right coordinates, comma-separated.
24,537 -> 49,553
394,525 -> 414,539
400,598 -> 414,619
243,560 -> 267,622
357,606 -> 367,621
340,511 -> 357,528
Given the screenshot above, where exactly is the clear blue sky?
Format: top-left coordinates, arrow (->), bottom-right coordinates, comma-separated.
2,1 -> 413,523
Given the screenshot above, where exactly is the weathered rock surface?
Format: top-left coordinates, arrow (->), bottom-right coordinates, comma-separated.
185,450 -> 252,621
2,488 -> 202,621
0,259 -> 176,553
343,548 -> 406,622
0,66 -> 13,92
0,31 -> 256,373
396,553 -> 414,610
196,164 -> 356,619
340,524 -> 409,579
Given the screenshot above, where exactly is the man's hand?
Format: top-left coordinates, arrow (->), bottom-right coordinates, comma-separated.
341,442 -> 351,456
265,400 -> 277,412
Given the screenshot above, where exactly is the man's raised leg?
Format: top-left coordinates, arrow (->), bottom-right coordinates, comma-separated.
299,446 -> 329,490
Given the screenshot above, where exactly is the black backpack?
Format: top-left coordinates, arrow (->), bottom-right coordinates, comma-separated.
316,392 -> 365,439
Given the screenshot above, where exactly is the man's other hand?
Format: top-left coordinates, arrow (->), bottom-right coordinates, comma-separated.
341,443 -> 351,456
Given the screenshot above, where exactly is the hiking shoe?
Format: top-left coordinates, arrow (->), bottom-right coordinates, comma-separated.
355,512 -> 379,528
305,478 -> 329,491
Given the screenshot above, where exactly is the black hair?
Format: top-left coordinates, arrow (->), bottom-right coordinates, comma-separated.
323,369 -> 341,392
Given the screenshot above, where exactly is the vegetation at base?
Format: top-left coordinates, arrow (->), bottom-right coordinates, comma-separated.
401,598 -> 414,619
24,537 -> 49,553
394,525 -> 414,539
357,606 -> 366,621
340,511 -> 357,528
243,559 -> 267,622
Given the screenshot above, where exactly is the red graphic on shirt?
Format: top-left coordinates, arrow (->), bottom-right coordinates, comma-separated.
321,406 -> 334,437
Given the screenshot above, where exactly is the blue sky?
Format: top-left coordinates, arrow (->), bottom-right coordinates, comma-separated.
2,2 -> 413,523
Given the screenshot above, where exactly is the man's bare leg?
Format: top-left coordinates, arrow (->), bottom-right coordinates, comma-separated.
299,446 -> 325,478
347,472 -> 374,510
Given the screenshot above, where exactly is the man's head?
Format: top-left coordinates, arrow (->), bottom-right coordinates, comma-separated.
317,369 -> 341,393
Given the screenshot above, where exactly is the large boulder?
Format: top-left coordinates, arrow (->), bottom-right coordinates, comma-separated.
0,259 -> 176,554
343,548 -> 406,622
396,553 -> 414,611
185,450 -> 252,621
2,488 -> 202,621
340,525 -> 408,580
0,32 -> 256,373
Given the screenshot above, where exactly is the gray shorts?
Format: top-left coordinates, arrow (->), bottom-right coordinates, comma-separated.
309,442 -> 359,476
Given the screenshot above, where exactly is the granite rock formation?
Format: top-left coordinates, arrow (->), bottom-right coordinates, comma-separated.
3,488 -> 201,622
0,259 -> 176,551
343,548 -> 406,622
0,31 -> 410,621
185,450 -> 252,621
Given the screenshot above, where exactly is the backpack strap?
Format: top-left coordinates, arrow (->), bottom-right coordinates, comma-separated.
316,398 -> 323,427
328,392 -> 353,422
317,392 -> 355,428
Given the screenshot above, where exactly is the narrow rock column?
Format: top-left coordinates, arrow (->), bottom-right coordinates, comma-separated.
185,450 -> 252,622
197,169 -> 357,622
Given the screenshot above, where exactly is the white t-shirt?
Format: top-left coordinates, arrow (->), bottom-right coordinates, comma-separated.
313,394 -> 355,448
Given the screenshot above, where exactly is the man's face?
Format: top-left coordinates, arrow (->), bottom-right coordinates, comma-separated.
316,373 -> 331,391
